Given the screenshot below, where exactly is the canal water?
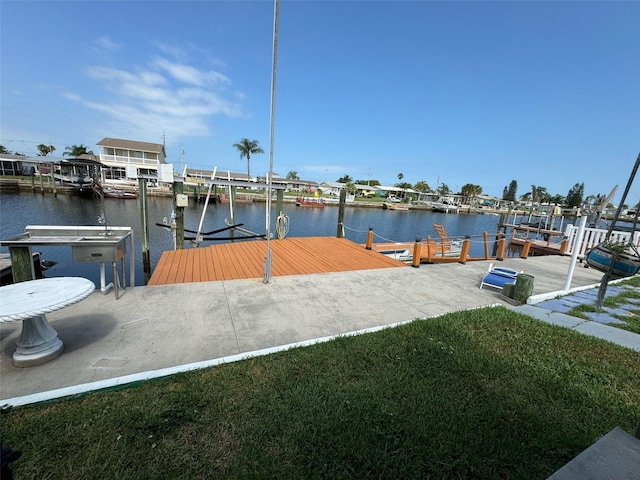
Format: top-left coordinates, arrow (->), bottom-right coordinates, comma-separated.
0,192 -> 507,286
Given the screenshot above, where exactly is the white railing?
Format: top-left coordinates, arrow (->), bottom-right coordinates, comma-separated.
563,224 -> 640,257
100,155 -> 159,166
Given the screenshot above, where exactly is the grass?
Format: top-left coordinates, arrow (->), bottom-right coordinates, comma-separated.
566,275 -> 640,334
2,307 -> 639,479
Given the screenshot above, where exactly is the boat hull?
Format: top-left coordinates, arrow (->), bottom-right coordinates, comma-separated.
585,244 -> 640,278
296,197 -> 325,208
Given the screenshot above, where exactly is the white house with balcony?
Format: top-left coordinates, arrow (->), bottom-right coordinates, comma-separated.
97,137 -> 167,182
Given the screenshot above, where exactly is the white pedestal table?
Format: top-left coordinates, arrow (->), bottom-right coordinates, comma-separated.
0,277 -> 95,367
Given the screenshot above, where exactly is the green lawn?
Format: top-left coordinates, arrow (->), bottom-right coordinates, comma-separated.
2,306 -> 639,479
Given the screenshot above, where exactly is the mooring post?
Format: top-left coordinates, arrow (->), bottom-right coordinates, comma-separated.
336,189 -> 347,238
365,228 -> 374,250
493,213 -> 506,256
229,185 -> 236,242
425,236 -> 434,263
483,231 -> 489,259
173,181 -> 185,249
8,246 -> 35,282
51,166 -> 57,197
276,189 -> 284,219
411,239 -> 421,268
138,178 -> 151,283
459,239 -> 470,264
520,240 -> 531,259
496,237 -> 505,261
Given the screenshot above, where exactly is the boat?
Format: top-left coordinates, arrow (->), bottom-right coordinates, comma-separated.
585,243 -> 640,278
296,196 -> 325,208
102,187 -> 138,199
382,202 -> 409,211
430,201 -> 458,213
385,195 -> 402,203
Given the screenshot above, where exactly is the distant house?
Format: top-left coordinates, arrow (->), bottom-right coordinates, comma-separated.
284,178 -> 319,193
374,185 -> 417,199
354,184 -> 377,197
0,154 -> 33,176
319,181 -> 346,196
184,168 -> 291,191
97,137 -> 167,181
0,154 -> 102,186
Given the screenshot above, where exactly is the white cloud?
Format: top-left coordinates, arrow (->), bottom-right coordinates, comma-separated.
69,54 -> 245,142
152,57 -> 230,87
95,36 -> 121,52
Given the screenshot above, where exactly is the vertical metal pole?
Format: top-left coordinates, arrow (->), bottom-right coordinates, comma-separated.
264,0 -> 279,284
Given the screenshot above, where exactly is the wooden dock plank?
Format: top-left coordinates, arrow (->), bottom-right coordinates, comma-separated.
148,237 -> 406,285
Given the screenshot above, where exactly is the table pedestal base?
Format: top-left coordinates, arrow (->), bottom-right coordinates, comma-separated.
14,314 -> 64,367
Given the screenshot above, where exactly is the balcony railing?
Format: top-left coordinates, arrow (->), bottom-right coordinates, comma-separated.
100,155 -> 160,166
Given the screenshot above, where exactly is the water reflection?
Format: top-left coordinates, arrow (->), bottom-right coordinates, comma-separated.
0,193 -> 504,285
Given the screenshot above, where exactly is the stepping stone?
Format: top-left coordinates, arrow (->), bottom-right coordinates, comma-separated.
603,306 -> 638,316
536,299 -> 576,313
573,291 -> 599,300
559,296 -> 595,306
583,312 -> 628,325
604,286 -> 625,296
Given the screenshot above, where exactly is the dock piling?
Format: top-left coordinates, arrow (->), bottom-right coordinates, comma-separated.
411,239 -> 421,268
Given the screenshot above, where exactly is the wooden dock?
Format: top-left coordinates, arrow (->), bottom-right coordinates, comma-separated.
505,224 -> 568,256
148,237 -> 406,285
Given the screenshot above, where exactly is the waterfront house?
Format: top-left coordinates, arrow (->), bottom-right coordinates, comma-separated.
319,181 -> 346,196
97,137 -> 167,182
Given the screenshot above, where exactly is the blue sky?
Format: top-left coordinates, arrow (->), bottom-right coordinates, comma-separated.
1,1 -> 639,202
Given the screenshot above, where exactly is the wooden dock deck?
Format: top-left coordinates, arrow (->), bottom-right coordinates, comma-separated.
148,237 -> 406,285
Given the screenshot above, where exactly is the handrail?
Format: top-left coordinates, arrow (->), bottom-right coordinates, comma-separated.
563,225 -> 640,258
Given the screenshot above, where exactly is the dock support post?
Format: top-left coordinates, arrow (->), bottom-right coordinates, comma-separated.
138,178 -> 151,284
173,181 -> 185,249
458,239 -> 470,264
559,238 -> 569,255
51,166 -> 56,197
520,240 -> 531,259
411,239 -> 421,268
336,189 -> 347,238
483,231 -> 489,259
425,236 -> 434,263
365,228 -> 374,250
229,186 -> 236,242
8,246 -> 36,282
493,214 -> 506,257
276,189 -> 284,223
496,237 -> 505,261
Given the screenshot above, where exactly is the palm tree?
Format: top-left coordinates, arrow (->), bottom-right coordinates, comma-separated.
37,144 -> 55,156
232,138 -> 264,181
63,144 -> 93,157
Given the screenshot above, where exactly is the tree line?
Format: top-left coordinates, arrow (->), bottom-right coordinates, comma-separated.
1,139 -> 615,209
326,174 -> 612,210
0,144 -> 93,157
